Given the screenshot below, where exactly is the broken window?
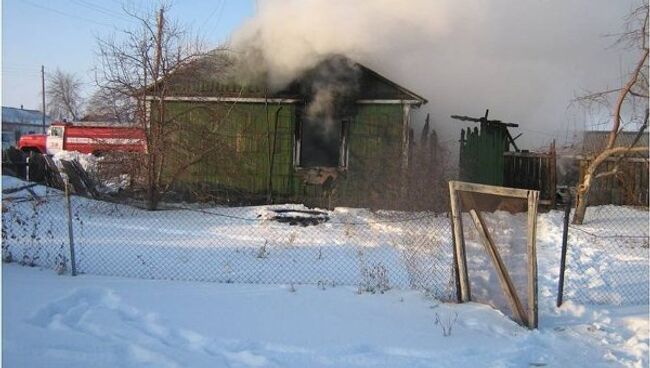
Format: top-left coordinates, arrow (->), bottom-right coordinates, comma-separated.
295,116 -> 349,168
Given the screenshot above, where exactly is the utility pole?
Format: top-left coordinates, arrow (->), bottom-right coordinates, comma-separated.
41,65 -> 46,133
153,7 -> 164,80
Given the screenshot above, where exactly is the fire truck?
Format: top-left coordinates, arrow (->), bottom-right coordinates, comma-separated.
18,122 -> 146,155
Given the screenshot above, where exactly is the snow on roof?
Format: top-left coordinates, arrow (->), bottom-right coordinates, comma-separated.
2,106 -> 52,126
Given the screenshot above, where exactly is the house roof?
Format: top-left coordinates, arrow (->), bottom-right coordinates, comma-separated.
356,65 -> 427,104
581,130 -> 649,156
2,106 -> 52,126
149,53 -> 427,105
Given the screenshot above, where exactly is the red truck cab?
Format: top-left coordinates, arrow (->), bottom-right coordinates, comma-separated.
17,133 -> 47,154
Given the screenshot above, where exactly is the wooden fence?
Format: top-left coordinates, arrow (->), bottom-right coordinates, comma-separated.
459,126 -> 508,186
578,157 -> 649,206
503,151 -> 556,206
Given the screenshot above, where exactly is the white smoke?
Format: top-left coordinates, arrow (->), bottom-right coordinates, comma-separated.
232,0 -> 451,88
232,0 -> 639,151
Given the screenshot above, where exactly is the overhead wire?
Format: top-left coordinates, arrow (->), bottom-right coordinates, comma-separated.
22,0 -> 115,28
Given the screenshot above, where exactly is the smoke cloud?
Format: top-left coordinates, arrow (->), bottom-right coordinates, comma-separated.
233,0 -> 450,88
232,0 -> 640,152
302,57 -> 360,124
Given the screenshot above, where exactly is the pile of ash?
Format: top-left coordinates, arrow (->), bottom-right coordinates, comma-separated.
268,208 -> 330,226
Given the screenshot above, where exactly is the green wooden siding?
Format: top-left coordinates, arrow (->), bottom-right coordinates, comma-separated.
334,104 -> 404,206
459,125 -> 508,186
160,101 -> 405,206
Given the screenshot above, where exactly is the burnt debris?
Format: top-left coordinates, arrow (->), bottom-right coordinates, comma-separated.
269,208 -> 330,226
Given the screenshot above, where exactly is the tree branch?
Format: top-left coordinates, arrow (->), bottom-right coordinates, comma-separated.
607,46 -> 648,149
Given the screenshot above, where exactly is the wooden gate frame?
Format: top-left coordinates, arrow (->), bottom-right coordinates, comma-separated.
449,180 -> 539,329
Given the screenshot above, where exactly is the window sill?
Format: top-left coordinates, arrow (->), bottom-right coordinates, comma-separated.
294,166 -> 346,185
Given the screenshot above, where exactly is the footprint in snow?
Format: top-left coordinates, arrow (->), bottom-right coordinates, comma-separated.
26,287 -> 247,367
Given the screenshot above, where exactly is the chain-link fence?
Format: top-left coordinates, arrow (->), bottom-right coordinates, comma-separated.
2,173 -> 457,301
6,153 -> 648,308
561,203 -> 649,305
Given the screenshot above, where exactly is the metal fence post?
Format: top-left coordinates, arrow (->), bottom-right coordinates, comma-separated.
64,178 -> 77,276
26,155 -> 30,181
556,196 -> 571,307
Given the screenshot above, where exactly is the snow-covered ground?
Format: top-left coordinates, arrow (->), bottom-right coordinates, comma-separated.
3,264 -> 648,367
2,175 -> 649,367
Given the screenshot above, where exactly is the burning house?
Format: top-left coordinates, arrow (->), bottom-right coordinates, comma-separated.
147,54 -> 427,207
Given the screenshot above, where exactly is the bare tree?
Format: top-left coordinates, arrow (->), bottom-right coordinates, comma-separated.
46,68 -> 84,121
573,3 -> 649,224
96,5 -> 232,210
83,87 -> 136,124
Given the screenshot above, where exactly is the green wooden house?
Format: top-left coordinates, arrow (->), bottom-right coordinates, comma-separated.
147,55 -> 427,208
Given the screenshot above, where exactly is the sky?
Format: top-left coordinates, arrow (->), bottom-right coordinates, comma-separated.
2,0 -> 644,150
2,0 -> 255,111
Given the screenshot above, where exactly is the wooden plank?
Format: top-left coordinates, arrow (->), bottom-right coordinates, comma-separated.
2,183 -> 39,195
527,190 -> 540,329
536,157 -> 542,194
43,155 -> 65,190
469,209 -> 528,326
503,151 -> 553,158
503,154 -> 511,187
449,181 -> 471,302
549,141 -> 557,207
450,180 -> 531,199
450,196 -> 463,304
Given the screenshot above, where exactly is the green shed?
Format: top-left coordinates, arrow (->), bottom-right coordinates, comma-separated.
146,55 -> 427,208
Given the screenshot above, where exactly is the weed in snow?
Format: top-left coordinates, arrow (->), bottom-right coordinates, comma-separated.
257,240 -> 269,259
54,252 -> 68,275
223,262 -> 234,283
317,280 -> 327,290
2,216 -> 12,263
434,312 -> 458,337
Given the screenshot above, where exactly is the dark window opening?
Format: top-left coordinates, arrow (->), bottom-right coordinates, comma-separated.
296,117 -> 349,168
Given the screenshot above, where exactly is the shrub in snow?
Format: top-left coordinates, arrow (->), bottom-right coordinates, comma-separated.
358,263 -> 390,294
2,206 -> 31,265
1,219 -> 12,263
257,240 -> 269,259
54,252 -> 68,275
20,253 -> 39,267
2,246 -> 12,263
18,203 -> 44,267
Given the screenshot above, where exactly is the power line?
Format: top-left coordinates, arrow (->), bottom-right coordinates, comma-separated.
3,63 -> 44,69
200,0 -> 225,33
0,73 -> 42,78
2,68 -> 42,74
69,0 -> 131,22
22,0 -> 114,28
